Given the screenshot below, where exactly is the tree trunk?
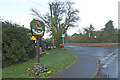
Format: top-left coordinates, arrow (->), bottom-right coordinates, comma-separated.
55,38 -> 62,48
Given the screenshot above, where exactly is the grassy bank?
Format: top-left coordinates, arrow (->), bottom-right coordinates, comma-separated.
2,48 -> 77,78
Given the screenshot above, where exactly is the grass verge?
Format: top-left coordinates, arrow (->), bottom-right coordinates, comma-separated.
2,48 -> 77,78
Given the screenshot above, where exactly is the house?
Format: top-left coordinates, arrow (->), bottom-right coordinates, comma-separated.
71,33 -> 83,40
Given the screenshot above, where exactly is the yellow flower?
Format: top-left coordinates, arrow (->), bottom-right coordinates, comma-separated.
36,63 -> 40,64
47,71 -> 51,74
30,36 -> 37,40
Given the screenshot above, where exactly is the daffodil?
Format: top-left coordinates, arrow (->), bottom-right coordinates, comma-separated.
47,71 -> 51,74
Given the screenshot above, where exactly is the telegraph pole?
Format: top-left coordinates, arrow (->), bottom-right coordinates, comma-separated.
63,37 -> 64,45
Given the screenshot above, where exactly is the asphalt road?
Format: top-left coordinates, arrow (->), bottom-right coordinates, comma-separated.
65,45 -> 119,78
50,46 -> 99,78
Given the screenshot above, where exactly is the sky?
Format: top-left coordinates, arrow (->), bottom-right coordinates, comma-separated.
0,0 -> 119,39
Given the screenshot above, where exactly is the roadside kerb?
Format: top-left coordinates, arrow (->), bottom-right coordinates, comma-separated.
72,53 -> 101,79
49,47 -> 101,78
47,54 -> 78,78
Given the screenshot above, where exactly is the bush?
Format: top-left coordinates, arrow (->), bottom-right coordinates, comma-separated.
71,35 -> 118,43
72,36 -> 97,43
2,21 -> 36,67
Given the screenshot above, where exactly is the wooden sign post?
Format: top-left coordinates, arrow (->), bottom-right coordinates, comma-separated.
30,19 -> 45,63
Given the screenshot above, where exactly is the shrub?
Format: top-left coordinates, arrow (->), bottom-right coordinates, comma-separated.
2,21 -> 36,67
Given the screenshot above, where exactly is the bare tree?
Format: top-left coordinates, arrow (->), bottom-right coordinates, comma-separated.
31,1 -> 80,48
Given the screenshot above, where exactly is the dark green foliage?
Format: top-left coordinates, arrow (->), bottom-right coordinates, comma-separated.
2,21 -> 36,67
45,38 -> 53,46
72,36 -> 97,43
70,20 -> 118,43
99,20 -> 118,43
83,24 -> 95,36
118,29 -> 120,42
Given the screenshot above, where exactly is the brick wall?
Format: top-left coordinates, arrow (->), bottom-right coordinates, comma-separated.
65,43 -> 119,46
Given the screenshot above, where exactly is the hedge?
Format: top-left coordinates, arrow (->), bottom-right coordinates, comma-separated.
2,21 -> 36,68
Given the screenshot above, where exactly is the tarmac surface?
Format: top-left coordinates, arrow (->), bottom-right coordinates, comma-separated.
51,46 -> 100,78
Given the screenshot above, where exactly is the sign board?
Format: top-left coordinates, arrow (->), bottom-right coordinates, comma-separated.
30,19 -> 45,36
94,36 -> 96,38
88,33 -> 91,35
62,34 -> 65,37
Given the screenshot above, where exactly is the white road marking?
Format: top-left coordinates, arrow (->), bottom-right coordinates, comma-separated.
101,53 -> 114,63
102,54 -> 118,68
103,64 -> 107,68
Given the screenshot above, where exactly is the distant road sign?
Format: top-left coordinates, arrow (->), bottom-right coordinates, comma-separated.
94,36 -> 97,38
88,33 -> 91,35
62,34 -> 65,37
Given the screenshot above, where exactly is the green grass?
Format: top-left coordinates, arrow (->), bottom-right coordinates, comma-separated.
0,68 -> 2,80
2,48 -> 77,78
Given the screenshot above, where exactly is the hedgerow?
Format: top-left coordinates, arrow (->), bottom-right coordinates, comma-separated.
2,21 -> 36,67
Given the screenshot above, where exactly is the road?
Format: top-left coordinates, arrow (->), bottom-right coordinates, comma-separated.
65,45 -> 119,78
51,52 -> 98,78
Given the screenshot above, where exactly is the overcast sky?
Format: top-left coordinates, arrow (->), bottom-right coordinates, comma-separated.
0,0 -> 119,39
